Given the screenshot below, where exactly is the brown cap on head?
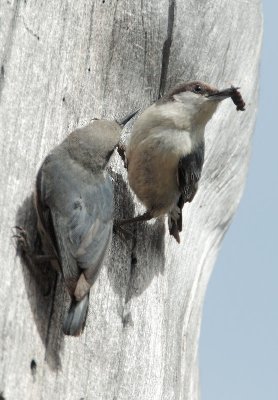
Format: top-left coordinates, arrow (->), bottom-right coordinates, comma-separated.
158,81 -> 245,110
158,81 -> 218,104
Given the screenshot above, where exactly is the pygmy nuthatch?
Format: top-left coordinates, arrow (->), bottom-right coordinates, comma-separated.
119,81 -> 245,242
33,114 -> 135,336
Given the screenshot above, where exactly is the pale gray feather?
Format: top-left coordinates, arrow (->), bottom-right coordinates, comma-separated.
36,148 -> 113,299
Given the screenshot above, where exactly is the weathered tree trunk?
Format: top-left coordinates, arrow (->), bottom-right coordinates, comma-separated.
0,1 -> 262,399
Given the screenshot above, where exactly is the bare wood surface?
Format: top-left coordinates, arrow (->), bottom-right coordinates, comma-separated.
0,1 -> 262,399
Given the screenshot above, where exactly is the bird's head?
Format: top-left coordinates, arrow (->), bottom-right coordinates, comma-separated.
161,80 -> 235,127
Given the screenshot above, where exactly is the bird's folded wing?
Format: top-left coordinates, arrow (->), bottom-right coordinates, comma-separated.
177,141 -> 205,203
36,159 -> 113,299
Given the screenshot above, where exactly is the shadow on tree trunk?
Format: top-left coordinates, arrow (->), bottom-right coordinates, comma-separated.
109,172 -> 166,305
15,195 -> 63,371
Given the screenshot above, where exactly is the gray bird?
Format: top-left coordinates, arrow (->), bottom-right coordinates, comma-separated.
33,114 -> 135,336
117,81 -> 244,243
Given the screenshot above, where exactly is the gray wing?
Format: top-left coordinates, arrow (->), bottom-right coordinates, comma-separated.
169,142 -> 205,242
36,154 -> 113,300
178,142 -> 205,203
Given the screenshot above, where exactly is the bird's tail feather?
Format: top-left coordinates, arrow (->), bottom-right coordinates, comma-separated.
168,220 -> 181,243
168,196 -> 185,243
63,294 -> 89,336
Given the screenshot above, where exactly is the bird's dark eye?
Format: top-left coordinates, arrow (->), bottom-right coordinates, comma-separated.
193,85 -> 202,93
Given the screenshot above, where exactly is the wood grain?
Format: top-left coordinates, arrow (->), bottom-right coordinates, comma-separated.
0,1 -> 262,399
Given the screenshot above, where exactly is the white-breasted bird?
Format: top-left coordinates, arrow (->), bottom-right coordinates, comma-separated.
118,81 -> 244,242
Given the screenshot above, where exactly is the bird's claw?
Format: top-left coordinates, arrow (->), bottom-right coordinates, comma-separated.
113,222 -> 134,241
12,226 -> 32,256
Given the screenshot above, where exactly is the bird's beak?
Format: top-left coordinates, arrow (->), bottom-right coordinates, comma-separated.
206,87 -> 239,101
117,109 -> 140,127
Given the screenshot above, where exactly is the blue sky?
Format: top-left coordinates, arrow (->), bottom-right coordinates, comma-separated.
200,1 -> 278,399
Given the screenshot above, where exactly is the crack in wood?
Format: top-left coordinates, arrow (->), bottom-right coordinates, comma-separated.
30,359 -> 37,382
124,230 -> 138,304
103,2 -> 119,102
44,274 -> 58,355
0,65 -> 4,93
22,18 -> 40,41
159,0 -> 175,97
85,1 -> 95,70
0,0 -> 20,100
221,39 -> 231,78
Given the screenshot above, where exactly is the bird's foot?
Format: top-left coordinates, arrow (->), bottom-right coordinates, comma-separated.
12,225 -> 32,256
12,226 -> 56,264
113,222 -> 134,241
